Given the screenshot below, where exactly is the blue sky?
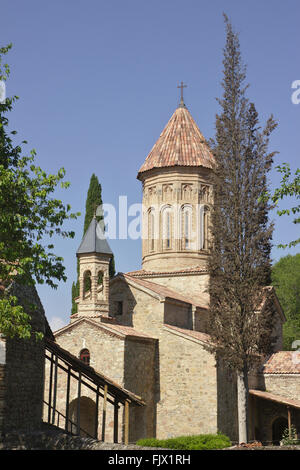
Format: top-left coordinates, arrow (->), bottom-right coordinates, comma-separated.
1,0 -> 299,330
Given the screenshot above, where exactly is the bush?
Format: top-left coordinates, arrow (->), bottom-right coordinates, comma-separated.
136,433 -> 231,450
281,426 -> 300,446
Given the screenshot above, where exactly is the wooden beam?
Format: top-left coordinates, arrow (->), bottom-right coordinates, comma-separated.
124,400 -> 129,445
288,406 -> 292,439
51,356 -> 58,424
114,400 -> 119,443
101,384 -> 108,441
45,353 -> 117,405
47,352 -> 54,423
77,372 -> 81,436
95,385 -> 99,439
65,365 -> 71,432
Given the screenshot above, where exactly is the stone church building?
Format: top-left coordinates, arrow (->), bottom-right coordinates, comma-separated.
51,96 -> 300,445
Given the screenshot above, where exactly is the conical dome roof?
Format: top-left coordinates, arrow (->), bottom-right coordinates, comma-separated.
137,105 -> 215,179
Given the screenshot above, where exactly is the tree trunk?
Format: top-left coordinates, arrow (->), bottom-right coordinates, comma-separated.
237,366 -> 249,444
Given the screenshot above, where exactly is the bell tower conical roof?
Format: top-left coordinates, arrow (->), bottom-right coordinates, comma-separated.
77,217 -> 112,256
137,104 -> 215,180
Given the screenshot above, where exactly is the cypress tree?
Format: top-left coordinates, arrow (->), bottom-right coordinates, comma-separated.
208,15 -> 277,443
71,174 -> 116,314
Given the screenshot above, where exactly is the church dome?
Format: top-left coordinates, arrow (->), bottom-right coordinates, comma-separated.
137,104 -> 215,180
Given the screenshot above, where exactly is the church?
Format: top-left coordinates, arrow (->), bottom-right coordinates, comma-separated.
50,92 -> 300,445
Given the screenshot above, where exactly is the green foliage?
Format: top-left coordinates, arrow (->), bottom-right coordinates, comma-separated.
136,434 -> 231,450
272,254 -> 300,349
0,296 -> 42,340
83,173 -> 103,234
0,43 -> 79,338
271,164 -> 300,248
281,425 -> 300,445
71,281 -> 79,315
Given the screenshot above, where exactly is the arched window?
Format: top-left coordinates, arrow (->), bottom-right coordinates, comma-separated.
203,206 -> 210,249
148,208 -> 155,252
181,205 -> 192,250
161,206 -> 173,250
83,270 -> 92,299
79,349 -> 90,366
199,205 -> 210,250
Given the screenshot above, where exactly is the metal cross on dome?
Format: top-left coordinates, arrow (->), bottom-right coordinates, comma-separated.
177,81 -> 187,107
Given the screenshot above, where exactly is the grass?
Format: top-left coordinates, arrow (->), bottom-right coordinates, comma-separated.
136,433 -> 231,450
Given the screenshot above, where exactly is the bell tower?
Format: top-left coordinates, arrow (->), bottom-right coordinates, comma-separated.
75,216 -> 112,319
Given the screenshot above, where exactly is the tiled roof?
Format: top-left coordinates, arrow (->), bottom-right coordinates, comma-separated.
249,389 -> 300,409
164,324 -> 212,345
137,105 -> 215,178
125,267 -> 208,277
262,351 -> 300,374
55,317 -> 156,342
124,274 -> 209,309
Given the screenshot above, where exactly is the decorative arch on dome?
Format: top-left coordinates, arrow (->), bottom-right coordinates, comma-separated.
148,207 -> 156,252
199,204 -> 210,250
161,204 -> 173,251
180,204 -> 193,250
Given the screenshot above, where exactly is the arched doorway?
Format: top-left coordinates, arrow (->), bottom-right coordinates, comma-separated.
272,416 -> 288,445
68,396 -> 97,437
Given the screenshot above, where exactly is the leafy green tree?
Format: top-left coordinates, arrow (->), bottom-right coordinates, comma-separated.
272,254 -> 300,349
71,174 -> 116,314
271,164 -> 300,248
0,44 -> 79,338
208,15 -> 277,444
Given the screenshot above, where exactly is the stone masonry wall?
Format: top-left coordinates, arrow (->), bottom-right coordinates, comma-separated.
263,374 -> 300,402
157,328 -> 218,438
139,273 -> 209,298
52,320 -> 156,443
51,321 -> 126,442
124,338 -> 156,441
110,280 -> 219,440
1,283 -> 46,434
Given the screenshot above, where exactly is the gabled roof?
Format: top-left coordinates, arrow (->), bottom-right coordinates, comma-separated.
77,217 -> 112,256
113,273 -> 209,310
137,105 -> 215,179
164,324 -> 212,345
54,317 -> 156,343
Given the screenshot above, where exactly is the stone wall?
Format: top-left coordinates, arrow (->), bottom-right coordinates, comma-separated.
52,319 -> 156,443
124,338 -> 156,441
139,273 -> 210,298
157,327 -> 218,439
0,282 -> 47,433
263,374 -> 300,402
110,279 -> 219,440
163,301 -> 192,329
